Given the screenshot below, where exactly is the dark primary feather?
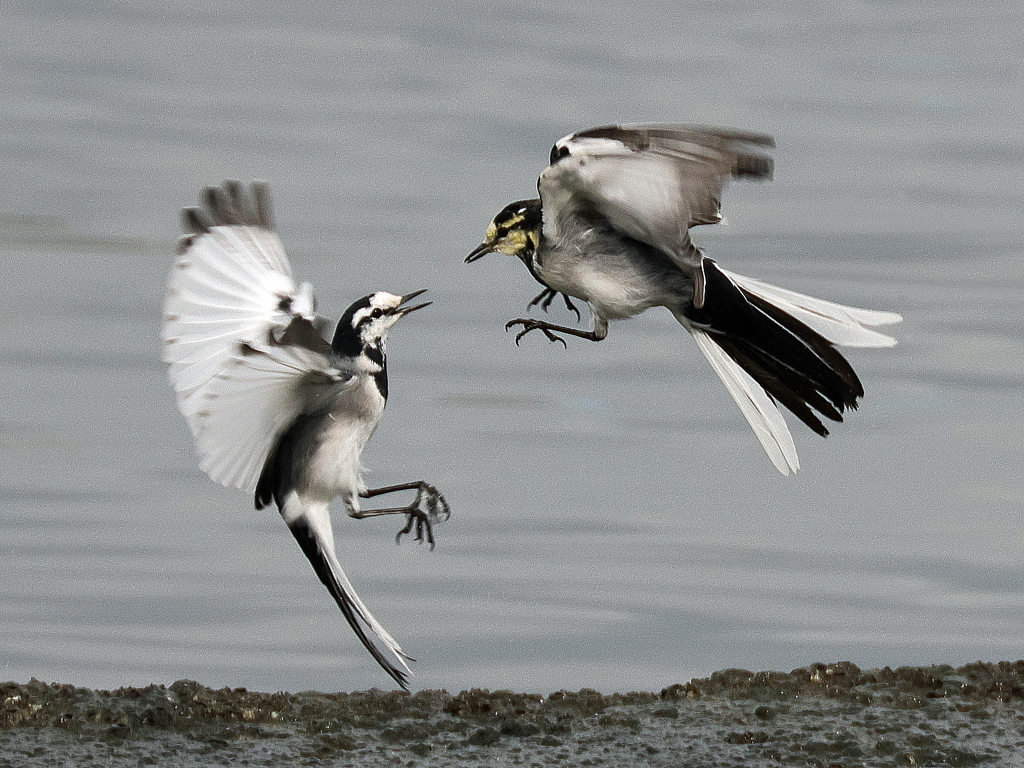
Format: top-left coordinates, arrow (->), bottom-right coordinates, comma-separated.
203,184 -> 242,226
200,180 -> 272,228
684,261 -> 864,437
178,180 -> 273,253
553,124 -> 776,182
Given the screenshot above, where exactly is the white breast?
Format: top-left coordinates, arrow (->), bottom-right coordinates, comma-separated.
302,376 -> 386,510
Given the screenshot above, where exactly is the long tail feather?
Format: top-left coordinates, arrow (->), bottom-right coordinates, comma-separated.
690,329 -> 800,475
284,502 -> 412,689
681,260 -> 900,473
721,269 -> 901,347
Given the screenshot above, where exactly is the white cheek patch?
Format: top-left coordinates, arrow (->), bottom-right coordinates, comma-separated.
353,293 -> 402,330
352,306 -> 374,326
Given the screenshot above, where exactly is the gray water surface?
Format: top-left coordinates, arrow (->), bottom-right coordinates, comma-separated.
1,1 -> 1022,695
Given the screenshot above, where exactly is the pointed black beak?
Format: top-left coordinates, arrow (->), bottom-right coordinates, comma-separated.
465,241 -> 495,263
396,289 -> 431,315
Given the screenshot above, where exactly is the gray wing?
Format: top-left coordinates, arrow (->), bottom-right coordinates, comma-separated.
538,124 -> 774,306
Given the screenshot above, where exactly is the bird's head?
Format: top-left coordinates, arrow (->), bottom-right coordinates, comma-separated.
466,199 -> 542,266
333,290 -> 431,356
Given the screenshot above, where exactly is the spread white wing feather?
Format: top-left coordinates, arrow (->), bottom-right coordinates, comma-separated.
163,223 -> 301,400
162,217 -> 331,491
193,342 -> 351,492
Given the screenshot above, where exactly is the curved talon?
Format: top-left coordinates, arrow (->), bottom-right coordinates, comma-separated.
505,319 -> 526,346
393,483 -> 449,550
507,318 -> 568,347
562,294 -> 582,321
528,289 -> 581,322
395,510 -> 435,549
542,327 -> 567,347
528,289 -> 555,312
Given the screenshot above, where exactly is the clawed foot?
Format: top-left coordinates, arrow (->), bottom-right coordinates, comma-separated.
505,318 -> 568,347
528,289 -> 581,320
395,484 -> 451,549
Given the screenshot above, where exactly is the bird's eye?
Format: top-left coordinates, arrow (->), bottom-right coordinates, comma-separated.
549,144 -> 570,165
371,308 -> 383,318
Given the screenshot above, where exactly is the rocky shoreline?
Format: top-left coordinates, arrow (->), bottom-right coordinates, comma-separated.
3,661 -> 1024,766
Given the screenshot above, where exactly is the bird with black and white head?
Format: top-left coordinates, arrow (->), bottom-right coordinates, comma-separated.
467,123 -> 902,476
162,180 -> 449,689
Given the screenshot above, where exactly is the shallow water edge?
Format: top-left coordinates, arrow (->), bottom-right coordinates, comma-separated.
3,660 -> 1022,767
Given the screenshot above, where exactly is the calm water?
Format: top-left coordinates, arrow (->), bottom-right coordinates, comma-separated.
1,1 -> 1022,695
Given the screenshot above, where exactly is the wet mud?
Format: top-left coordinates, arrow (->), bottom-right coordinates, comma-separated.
3,661 -> 1024,766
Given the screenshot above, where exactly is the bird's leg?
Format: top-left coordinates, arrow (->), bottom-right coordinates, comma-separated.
505,317 -> 606,347
527,288 -> 555,311
561,293 -> 582,319
354,482 -> 451,549
528,289 -> 582,320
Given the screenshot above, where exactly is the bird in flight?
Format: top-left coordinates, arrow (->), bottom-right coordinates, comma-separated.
467,124 -> 901,475
162,181 -> 448,689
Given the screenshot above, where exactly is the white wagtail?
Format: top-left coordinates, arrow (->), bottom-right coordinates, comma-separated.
162,181 -> 449,689
467,124 -> 902,475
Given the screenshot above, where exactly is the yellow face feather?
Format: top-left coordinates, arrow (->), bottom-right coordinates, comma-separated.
467,199 -> 543,263
486,223 -> 530,256
477,202 -> 541,257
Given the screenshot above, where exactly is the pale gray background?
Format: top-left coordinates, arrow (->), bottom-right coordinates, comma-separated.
2,0 -> 1021,693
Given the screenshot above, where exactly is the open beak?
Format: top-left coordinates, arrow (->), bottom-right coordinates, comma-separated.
465,240 -> 496,263
396,289 -> 431,315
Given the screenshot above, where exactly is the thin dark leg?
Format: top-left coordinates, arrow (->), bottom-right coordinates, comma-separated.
528,289 -> 581,320
354,481 -> 450,548
560,293 -> 582,319
505,318 -> 604,346
361,482 -> 430,499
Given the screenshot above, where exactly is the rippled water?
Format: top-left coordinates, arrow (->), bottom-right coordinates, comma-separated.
1,0 -> 1022,696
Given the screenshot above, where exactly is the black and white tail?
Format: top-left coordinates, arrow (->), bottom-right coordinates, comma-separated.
281,499 -> 413,689
678,260 -> 901,475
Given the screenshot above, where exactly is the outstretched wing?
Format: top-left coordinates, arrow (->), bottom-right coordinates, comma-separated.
192,341 -> 351,491
162,181 -> 335,491
539,123 -> 774,251
539,124 -> 775,306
